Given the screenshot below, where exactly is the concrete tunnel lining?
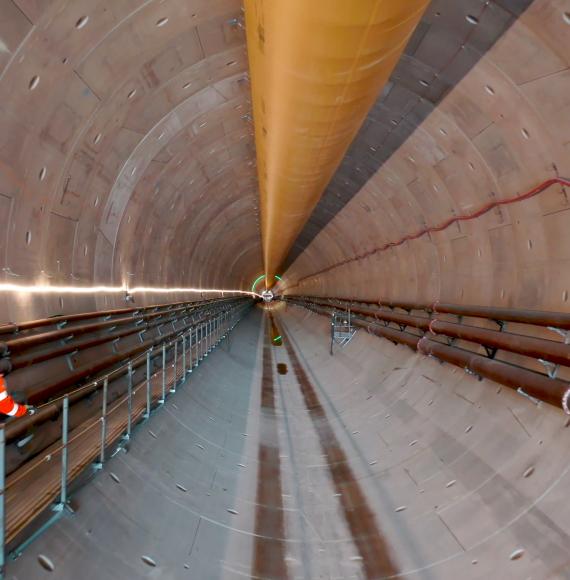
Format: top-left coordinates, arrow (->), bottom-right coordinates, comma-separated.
0,0 -> 570,578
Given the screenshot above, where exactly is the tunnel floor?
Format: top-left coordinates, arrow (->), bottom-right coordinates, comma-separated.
9,305 -> 570,579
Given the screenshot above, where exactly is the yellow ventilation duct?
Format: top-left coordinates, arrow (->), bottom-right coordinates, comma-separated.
245,0 -> 430,286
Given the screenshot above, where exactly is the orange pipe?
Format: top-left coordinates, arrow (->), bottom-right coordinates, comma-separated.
245,0 -> 430,285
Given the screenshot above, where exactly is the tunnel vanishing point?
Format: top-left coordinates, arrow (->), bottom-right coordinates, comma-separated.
0,0 -> 569,578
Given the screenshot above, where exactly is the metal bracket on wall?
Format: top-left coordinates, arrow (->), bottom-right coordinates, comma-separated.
483,345 -> 498,359
517,388 -> 541,406
64,351 -> 77,371
538,359 -> 559,379
548,326 -> 570,344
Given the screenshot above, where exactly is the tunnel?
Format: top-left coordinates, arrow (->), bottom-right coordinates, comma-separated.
0,0 -> 570,578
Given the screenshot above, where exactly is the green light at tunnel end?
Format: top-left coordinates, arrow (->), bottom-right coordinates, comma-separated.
251,274 -> 282,293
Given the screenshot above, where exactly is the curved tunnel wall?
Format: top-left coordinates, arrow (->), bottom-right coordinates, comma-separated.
0,0 -> 262,323
283,0 -> 570,311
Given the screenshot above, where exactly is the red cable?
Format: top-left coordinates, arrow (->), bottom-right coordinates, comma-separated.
295,177 -> 570,284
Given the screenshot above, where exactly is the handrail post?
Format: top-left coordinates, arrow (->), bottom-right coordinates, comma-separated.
126,361 -> 133,440
60,396 -> 69,507
207,318 -> 211,353
97,377 -> 108,467
188,328 -> 193,372
145,350 -> 151,419
161,343 -> 167,401
182,334 -> 187,380
196,325 -> 201,363
173,339 -> 178,388
0,428 -> 5,580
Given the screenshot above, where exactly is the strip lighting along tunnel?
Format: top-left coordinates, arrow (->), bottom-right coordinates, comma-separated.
0,0 -> 569,579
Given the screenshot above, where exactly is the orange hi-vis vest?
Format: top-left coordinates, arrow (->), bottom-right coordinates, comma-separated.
0,375 -> 27,417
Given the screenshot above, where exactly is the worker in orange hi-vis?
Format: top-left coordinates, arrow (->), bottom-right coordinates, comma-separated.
0,374 -> 35,417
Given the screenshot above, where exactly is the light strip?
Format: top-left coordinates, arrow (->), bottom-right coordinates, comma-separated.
0,283 -> 260,298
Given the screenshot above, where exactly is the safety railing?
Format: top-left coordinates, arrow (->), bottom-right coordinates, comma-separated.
286,296 -> 570,415
0,298 -> 252,578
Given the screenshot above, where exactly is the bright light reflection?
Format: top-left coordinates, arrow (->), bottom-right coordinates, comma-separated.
0,283 -> 260,298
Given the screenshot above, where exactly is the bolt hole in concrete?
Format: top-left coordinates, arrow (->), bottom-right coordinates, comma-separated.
156,17 -> 168,27
277,362 -> 288,375
141,555 -> 157,567
564,12 -> 570,24
25,231 -> 31,245
29,75 -> 40,90
510,548 -> 525,561
75,15 -> 89,29
39,166 -> 46,181
37,554 -> 55,572
523,466 -> 535,478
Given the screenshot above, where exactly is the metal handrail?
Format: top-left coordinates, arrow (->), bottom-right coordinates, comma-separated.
0,300 -> 252,574
5,300 -> 248,441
